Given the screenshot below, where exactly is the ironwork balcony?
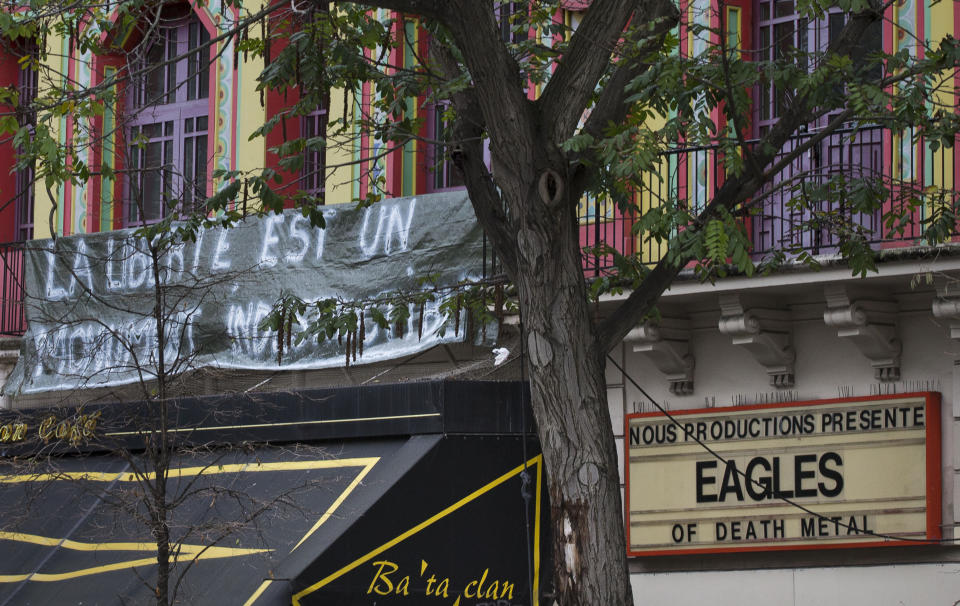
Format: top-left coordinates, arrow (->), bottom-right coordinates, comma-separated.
579,126 -> 959,276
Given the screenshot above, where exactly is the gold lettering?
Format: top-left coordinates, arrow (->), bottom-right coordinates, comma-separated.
476,568 -> 489,598
485,580 -> 500,599
500,580 -> 515,600
11,423 -> 26,442
464,579 -> 478,598
81,412 -> 100,438
435,577 -> 449,598
0,424 -> 10,442
38,416 -> 56,442
367,560 -> 398,596
395,575 -> 410,596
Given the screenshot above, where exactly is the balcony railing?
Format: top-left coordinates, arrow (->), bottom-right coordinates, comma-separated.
579,126 -> 960,276
0,241 -> 25,337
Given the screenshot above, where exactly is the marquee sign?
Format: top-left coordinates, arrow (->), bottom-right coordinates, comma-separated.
625,393 -> 941,555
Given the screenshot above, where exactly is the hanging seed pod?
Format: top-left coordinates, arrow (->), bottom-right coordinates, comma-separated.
277,300 -> 287,364
343,89 -> 349,126
338,329 -> 342,346
352,328 -> 358,361
233,32 -> 239,69
395,315 -> 404,338
495,284 -> 504,322
285,308 -> 293,350
345,330 -> 351,368
453,294 -> 462,337
295,47 -> 302,91
417,301 -> 424,341
465,307 -> 475,343
263,21 -> 271,65
359,309 -> 365,357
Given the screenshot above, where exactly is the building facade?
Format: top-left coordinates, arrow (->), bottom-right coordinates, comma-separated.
0,0 -> 960,605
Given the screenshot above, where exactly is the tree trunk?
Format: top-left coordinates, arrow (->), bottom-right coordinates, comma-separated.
514,193 -> 633,606
155,490 -> 170,605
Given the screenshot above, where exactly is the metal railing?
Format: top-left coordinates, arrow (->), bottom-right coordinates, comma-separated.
0,241 -> 25,336
578,126 -> 960,274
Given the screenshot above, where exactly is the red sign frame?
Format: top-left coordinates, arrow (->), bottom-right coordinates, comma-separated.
624,392 -> 942,557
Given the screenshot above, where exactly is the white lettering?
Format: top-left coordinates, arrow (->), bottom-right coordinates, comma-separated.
211,229 -> 231,270
259,213 -> 284,268
44,246 -> 68,301
287,214 -> 310,264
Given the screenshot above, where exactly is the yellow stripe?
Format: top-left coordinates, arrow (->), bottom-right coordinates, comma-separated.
0,533 -> 270,583
0,456 -> 383,586
533,457 -> 542,606
291,454 -> 543,605
104,413 -> 441,437
0,457 -> 380,484
242,580 -> 274,606
0,531 -> 268,557
290,458 -> 379,552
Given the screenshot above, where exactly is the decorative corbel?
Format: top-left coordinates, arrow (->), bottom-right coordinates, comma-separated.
718,294 -> 795,388
625,319 -> 695,396
823,285 -> 900,381
931,280 -> 960,416
932,281 -> 960,341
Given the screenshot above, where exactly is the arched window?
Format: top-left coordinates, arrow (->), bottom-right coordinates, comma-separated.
125,14 -> 210,226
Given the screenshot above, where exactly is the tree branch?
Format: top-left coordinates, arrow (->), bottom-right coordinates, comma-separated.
429,38 -> 519,279
597,3 -> 886,351
539,0 -> 641,145
326,0 -> 447,20
569,0 -> 679,196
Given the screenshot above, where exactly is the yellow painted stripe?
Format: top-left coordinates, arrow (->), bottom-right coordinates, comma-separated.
104,412 -> 441,437
0,457 -> 380,484
291,454 -> 543,605
290,458 -> 379,552
0,531 -> 268,557
533,457 -> 542,606
242,580 -> 274,606
0,456 -> 384,587
0,534 -> 270,583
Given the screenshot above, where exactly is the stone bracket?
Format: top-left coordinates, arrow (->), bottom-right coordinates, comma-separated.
626,319 -> 694,396
823,285 -> 900,381
932,281 -> 960,341
718,294 -> 795,388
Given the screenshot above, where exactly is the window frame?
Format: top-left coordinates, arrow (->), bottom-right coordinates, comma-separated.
300,103 -> 328,204
424,101 -> 465,193
754,0 -> 883,136
124,15 -> 211,227
15,46 -> 37,241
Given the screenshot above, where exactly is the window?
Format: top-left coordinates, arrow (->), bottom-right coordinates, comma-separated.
752,1 -> 885,255
301,104 -> 328,204
15,47 -> 36,241
426,102 -> 465,192
496,2 -> 528,44
755,0 -> 882,135
126,16 -> 210,226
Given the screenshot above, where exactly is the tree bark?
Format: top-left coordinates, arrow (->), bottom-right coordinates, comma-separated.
512,186 -> 632,605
